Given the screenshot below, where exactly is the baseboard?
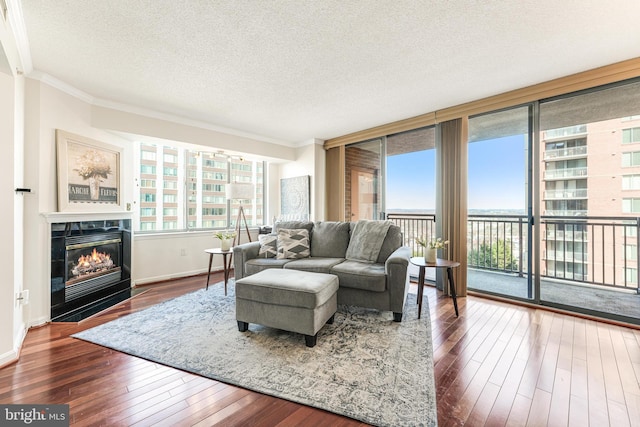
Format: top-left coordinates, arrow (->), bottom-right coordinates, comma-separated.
0,348 -> 19,369
0,322 -> 27,369
133,268 -> 213,286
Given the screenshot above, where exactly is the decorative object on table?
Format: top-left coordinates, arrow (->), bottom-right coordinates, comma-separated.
226,182 -> 254,246
214,230 -> 236,251
280,175 -> 310,221
55,129 -> 122,212
73,283 -> 437,426
416,236 -> 449,263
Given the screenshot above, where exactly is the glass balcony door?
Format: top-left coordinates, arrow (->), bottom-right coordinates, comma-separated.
467,106 -> 534,300
538,81 -> 640,324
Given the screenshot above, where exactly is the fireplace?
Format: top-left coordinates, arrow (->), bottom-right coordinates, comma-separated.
50,218 -> 131,321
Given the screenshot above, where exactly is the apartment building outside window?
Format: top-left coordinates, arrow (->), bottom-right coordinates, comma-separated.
136,142 -> 265,232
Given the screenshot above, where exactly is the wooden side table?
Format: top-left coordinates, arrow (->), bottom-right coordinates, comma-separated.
410,257 -> 460,318
204,248 -> 233,295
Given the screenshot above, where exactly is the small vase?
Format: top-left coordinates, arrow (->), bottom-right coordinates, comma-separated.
425,247 -> 437,263
88,176 -> 100,200
220,238 -> 232,251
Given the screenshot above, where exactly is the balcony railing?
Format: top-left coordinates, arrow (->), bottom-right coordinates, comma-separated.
543,125 -> 587,140
386,212 -> 436,257
543,145 -> 588,160
543,189 -> 588,200
387,212 -> 640,292
544,167 -> 588,180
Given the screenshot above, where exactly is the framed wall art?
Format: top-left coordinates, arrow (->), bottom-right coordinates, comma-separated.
56,130 -> 122,212
280,175 -> 310,221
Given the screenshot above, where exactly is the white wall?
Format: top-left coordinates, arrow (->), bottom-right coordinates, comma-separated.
22,79 -> 135,326
0,68 -> 19,366
133,230 -> 258,285
279,139 -> 326,221
0,13 -> 25,366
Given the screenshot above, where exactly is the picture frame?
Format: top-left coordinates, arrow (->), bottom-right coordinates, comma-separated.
56,130 -> 122,212
280,175 -> 310,221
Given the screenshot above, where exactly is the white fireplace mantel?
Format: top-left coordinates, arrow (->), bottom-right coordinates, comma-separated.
42,211 -> 133,223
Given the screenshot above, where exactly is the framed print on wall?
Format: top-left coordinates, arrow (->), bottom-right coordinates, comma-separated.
56,130 -> 122,212
280,175 -> 310,221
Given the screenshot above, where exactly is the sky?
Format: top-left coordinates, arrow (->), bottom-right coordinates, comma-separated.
386,134 -> 527,211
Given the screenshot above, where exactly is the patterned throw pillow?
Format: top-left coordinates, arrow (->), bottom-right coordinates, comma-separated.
276,228 -> 311,259
258,234 -> 278,258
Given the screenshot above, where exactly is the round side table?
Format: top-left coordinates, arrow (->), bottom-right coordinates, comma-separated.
410,257 -> 460,318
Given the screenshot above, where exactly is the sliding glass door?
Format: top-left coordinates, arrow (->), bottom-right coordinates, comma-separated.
538,80 -> 640,323
467,106 -> 534,300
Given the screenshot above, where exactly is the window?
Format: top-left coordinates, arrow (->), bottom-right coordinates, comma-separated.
163,167 -> 178,176
622,198 -> 640,213
141,193 -> 156,202
622,151 -> 640,167
139,222 -> 156,231
203,171 -> 226,180
626,244 -> 637,260
164,153 -> 178,163
163,221 -> 178,230
163,208 -> 178,216
625,267 -> 637,284
203,196 -> 225,203
135,143 -> 265,232
622,127 -> 640,144
140,165 -> 156,174
623,174 -> 640,190
202,183 -> 224,192
202,207 -> 225,216
141,151 -> 156,161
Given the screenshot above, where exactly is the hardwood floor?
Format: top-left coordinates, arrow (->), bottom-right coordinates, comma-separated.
2,272 -> 640,426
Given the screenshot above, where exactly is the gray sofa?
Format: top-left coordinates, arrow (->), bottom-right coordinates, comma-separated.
233,220 -> 411,321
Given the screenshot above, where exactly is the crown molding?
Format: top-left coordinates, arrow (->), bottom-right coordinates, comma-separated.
28,70 -> 95,103
27,69 -> 306,149
92,97 -> 295,147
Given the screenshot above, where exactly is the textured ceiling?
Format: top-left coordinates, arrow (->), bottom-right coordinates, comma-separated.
18,0 -> 640,145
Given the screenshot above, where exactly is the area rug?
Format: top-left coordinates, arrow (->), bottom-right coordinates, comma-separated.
73,281 -> 437,426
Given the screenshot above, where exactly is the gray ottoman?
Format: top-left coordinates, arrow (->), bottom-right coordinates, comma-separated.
235,269 -> 339,347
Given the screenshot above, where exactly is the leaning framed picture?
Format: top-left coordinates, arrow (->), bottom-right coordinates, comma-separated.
56,130 -> 122,212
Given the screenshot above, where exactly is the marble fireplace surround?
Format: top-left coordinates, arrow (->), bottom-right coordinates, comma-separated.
43,212 -> 133,322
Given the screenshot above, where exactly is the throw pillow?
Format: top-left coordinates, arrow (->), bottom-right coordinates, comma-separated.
258,234 -> 278,258
276,228 -> 311,259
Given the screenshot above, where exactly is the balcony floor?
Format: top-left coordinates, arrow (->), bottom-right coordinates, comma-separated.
466,268 -> 640,323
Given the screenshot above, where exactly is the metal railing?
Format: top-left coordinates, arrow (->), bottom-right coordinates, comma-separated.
387,212 -> 640,292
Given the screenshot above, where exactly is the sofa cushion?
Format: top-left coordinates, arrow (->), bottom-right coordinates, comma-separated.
258,234 -> 278,258
284,257 -> 345,274
330,260 -> 386,292
311,221 -> 350,258
245,258 -> 291,276
277,228 -> 311,259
